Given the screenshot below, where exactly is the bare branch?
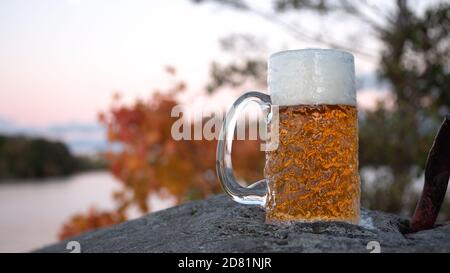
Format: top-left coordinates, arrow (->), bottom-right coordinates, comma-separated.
192,0 -> 380,61
248,8 -> 378,60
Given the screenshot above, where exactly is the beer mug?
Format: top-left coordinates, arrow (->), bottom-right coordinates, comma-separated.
216,49 -> 360,224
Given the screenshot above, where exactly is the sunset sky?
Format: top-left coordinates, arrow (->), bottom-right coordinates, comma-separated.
0,0 -> 415,153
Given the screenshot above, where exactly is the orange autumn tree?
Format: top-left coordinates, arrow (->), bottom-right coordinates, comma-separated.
59,68 -> 265,240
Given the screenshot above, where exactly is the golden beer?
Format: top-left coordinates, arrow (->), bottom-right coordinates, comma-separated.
265,104 -> 360,223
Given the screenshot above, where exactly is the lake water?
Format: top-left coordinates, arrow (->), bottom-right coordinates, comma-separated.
0,171 -> 174,253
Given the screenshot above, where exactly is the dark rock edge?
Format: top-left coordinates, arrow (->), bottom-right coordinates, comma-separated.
35,195 -> 450,253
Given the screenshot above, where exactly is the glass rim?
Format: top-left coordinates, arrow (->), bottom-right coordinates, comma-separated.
270,48 -> 354,60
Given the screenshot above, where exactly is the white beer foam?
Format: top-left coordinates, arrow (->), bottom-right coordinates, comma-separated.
268,49 -> 356,106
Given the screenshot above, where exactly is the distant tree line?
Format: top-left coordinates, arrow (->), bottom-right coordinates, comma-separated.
0,134 -> 106,180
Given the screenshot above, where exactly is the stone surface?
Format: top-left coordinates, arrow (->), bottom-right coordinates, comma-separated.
35,195 -> 450,253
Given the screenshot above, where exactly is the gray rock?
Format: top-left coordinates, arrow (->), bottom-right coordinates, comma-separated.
35,195 -> 450,253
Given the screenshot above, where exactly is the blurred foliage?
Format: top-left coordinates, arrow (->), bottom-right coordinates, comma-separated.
59,69 -> 265,239
206,34 -> 267,93
361,0 -> 450,214
207,59 -> 266,93
60,0 -> 450,239
59,208 -> 125,240
0,134 -> 101,180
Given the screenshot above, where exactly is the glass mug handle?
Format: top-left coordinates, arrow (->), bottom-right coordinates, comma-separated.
216,91 -> 271,207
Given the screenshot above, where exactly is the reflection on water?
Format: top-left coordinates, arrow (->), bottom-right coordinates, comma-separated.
0,171 -> 174,253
